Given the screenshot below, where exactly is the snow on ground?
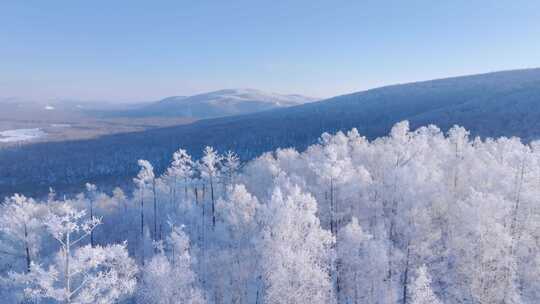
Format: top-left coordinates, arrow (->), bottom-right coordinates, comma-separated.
0,128 -> 46,142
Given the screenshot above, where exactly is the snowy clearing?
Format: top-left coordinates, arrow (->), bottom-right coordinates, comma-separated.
50,123 -> 71,128
0,128 -> 46,142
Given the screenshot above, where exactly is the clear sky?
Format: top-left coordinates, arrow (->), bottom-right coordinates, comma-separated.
1,0 -> 540,102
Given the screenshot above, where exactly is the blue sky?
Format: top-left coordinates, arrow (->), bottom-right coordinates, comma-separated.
1,0 -> 540,101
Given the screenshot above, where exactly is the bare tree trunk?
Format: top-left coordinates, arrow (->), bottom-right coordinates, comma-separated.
354,271 -> 359,304
255,276 -> 261,304
211,175 -> 216,229
330,178 -> 335,235
89,199 -> 94,247
24,223 -> 31,273
503,157 -> 526,303
402,243 -> 411,304
171,176 -> 176,211
201,186 -> 206,285
510,158 -> 525,236
202,183 -> 206,200
140,188 -> 144,239
153,179 -> 157,241
387,222 -> 395,303
184,177 -> 189,201
140,188 -> 145,265
64,231 -> 71,304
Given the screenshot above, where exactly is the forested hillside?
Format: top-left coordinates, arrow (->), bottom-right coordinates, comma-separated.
2,121 -> 539,303
1,69 -> 540,198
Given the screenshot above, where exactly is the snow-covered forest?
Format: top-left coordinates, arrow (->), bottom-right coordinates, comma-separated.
2,120 -> 540,303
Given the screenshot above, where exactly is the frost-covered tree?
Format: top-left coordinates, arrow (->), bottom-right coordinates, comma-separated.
85,183 -> 98,246
199,146 -> 222,228
452,191 -> 522,304
0,194 -> 46,272
217,184 -> 259,237
134,159 -> 157,242
166,148 -> 194,203
337,217 -> 390,304
260,184 -> 335,304
221,150 -> 240,188
410,265 -> 442,304
137,225 -> 205,304
11,202 -> 137,303
215,184 -> 262,303
112,187 -> 128,213
310,136 -> 351,235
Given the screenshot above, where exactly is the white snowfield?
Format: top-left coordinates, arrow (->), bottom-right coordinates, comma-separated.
0,128 -> 46,143
50,123 -> 71,128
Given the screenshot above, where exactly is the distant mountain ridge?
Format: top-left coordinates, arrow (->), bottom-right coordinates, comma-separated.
114,88 -> 318,119
2,68 -> 540,197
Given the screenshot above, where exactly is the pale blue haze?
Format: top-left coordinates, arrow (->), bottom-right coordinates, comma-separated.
1,0 -> 539,101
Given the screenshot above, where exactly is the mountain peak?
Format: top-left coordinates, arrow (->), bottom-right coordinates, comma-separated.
128,88 -> 318,119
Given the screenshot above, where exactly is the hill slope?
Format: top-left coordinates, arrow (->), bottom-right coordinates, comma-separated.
112,89 -> 317,119
2,68 -> 540,197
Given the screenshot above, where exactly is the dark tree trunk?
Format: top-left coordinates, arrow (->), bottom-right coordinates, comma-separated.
402,243 -> 411,304
211,176 -> 216,228
24,224 -> 31,273
153,179 -> 157,241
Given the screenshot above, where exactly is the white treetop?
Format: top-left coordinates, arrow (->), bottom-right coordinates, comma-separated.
221,150 -> 240,184
138,225 -> 205,304
200,146 -> 222,179
260,184 -> 335,304
167,148 -> 194,181
411,265 -> 442,304
134,159 -> 155,189
0,194 -> 46,271
11,202 -> 137,304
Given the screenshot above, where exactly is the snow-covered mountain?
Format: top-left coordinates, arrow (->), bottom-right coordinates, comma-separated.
123,89 -> 318,119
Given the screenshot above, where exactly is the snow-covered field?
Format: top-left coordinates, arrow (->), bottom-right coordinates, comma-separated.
50,123 -> 71,128
0,128 -> 46,143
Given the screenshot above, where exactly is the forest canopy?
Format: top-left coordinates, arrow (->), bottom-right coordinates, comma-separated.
1,121 -> 538,304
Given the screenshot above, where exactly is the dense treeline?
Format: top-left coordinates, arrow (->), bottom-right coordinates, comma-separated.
2,121 -> 540,303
